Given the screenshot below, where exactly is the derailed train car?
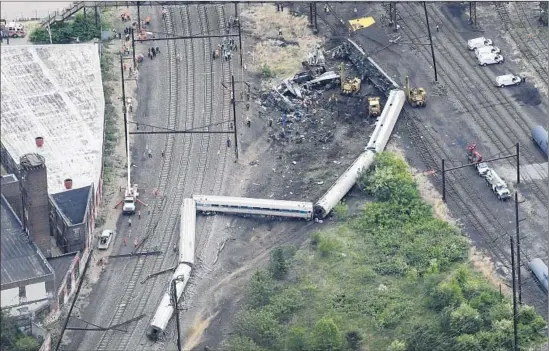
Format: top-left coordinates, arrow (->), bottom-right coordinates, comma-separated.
193,195 -> 314,220
147,198 -> 196,341
529,258 -> 548,293
531,125 -> 548,157
314,89 -> 405,219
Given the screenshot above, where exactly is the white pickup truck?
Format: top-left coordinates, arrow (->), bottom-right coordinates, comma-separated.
475,162 -> 490,178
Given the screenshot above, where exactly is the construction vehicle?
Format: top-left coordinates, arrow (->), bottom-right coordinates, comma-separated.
340,63 -> 361,95
485,169 -> 511,201
467,143 -> 489,177
115,101 -> 145,215
404,76 -> 426,107
368,97 -> 381,117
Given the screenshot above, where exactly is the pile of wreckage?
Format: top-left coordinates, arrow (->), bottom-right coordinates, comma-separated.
264,45 -> 342,112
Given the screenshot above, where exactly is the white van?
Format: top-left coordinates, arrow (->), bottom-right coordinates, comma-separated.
467,37 -> 493,50
478,53 -> 504,66
495,74 -> 524,87
474,46 -> 500,58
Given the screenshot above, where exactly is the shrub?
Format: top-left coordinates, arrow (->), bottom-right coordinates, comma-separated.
333,201 -> 349,220
262,65 -> 275,78
269,247 -> 288,280
248,270 -> 275,309
309,317 -> 343,351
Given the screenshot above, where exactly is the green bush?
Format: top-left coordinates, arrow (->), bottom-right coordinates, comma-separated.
333,201 -> 349,220
262,65 -> 275,79
225,152 -> 547,351
29,12 -> 100,44
269,247 -> 288,280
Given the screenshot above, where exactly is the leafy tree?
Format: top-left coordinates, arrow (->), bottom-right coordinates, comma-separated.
387,340 -> 406,351
455,334 -> 483,351
333,201 -> 349,220
309,317 -> 343,351
269,247 -> 288,280
248,270 -> 275,308
286,326 -> 307,351
266,287 -> 304,322
449,303 -> 482,335
429,278 -> 464,311
29,11 -> 100,44
14,337 -> 40,351
345,331 -> 362,350
1,311 -> 19,350
235,309 -> 282,348
223,336 -> 266,351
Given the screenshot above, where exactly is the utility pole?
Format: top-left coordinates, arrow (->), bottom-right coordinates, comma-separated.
389,3 -> 397,31
131,28 -> 136,69
423,2 -> 438,81
231,75 -> 239,159
441,159 -> 446,202
309,3 -> 318,33
510,235 -> 519,351
137,2 -> 141,30
235,2 -> 243,67
515,191 -> 526,304
120,54 -> 129,158
516,143 -> 520,184
469,2 -> 477,26
171,279 -> 182,351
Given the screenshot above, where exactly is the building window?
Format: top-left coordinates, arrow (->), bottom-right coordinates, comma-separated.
19,286 -> 26,299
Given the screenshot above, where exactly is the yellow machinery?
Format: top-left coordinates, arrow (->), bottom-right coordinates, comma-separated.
368,97 -> 381,117
340,63 -> 361,94
405,76 -> 427,107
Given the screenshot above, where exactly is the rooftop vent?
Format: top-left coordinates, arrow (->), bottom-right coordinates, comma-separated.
35,137 -> 44,148
64,178 -> 73,190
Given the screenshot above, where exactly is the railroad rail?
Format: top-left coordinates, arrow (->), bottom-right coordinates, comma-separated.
494,2 -> 549,86
95,6 -> 185,350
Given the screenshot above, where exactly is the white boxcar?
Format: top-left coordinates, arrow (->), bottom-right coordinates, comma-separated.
146,264 -> 193,341
193,195 -> 313,220
179,198 -> 196,264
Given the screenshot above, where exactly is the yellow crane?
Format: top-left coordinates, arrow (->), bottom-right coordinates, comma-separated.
405,76 -> 426,107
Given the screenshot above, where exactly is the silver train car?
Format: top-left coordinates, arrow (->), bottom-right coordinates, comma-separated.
147,198 -> 196,341
314,89 -> 405,219
193,195 -> 314,220
529,258 -> 548,293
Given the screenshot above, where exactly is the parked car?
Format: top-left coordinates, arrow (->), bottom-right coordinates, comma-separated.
475,45 -> 501,58
97,230 -> 115,250
495,74 -> 524,87
467,37 -> 493,50
478,53 -> 504,66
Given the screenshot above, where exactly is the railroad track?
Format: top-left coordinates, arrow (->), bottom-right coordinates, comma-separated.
494,2 -> 549,86
514,2 -> 549,54
408,3 -> 548,206
132,4 -> 232,348
95,6 -> 190,350
396,2 -> 547,259
319,4 -> 537,271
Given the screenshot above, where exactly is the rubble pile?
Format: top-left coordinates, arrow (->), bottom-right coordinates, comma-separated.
333,42 -> 396,96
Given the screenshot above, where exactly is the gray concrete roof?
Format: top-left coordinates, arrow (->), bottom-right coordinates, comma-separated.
0,44 -> 105,195
0,194 -> 53,287
47,252 -> 77,292
51,185 -> 92,225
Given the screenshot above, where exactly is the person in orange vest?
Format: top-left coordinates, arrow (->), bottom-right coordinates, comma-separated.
123,237 -> 127,246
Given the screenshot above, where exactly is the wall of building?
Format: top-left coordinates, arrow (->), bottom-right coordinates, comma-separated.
1,281 -> 52,318
0,143 -> 19,177
1,176 -> 22,220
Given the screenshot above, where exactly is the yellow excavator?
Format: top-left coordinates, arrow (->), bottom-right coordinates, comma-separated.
368,97 -> 381,117
405,76 -> 426,107
340,63 -> 361,95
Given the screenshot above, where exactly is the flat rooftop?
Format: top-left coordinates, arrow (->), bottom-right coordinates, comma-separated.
47,252 -> 77,292
0,44 -> 105,195
0,195 -> 53,287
